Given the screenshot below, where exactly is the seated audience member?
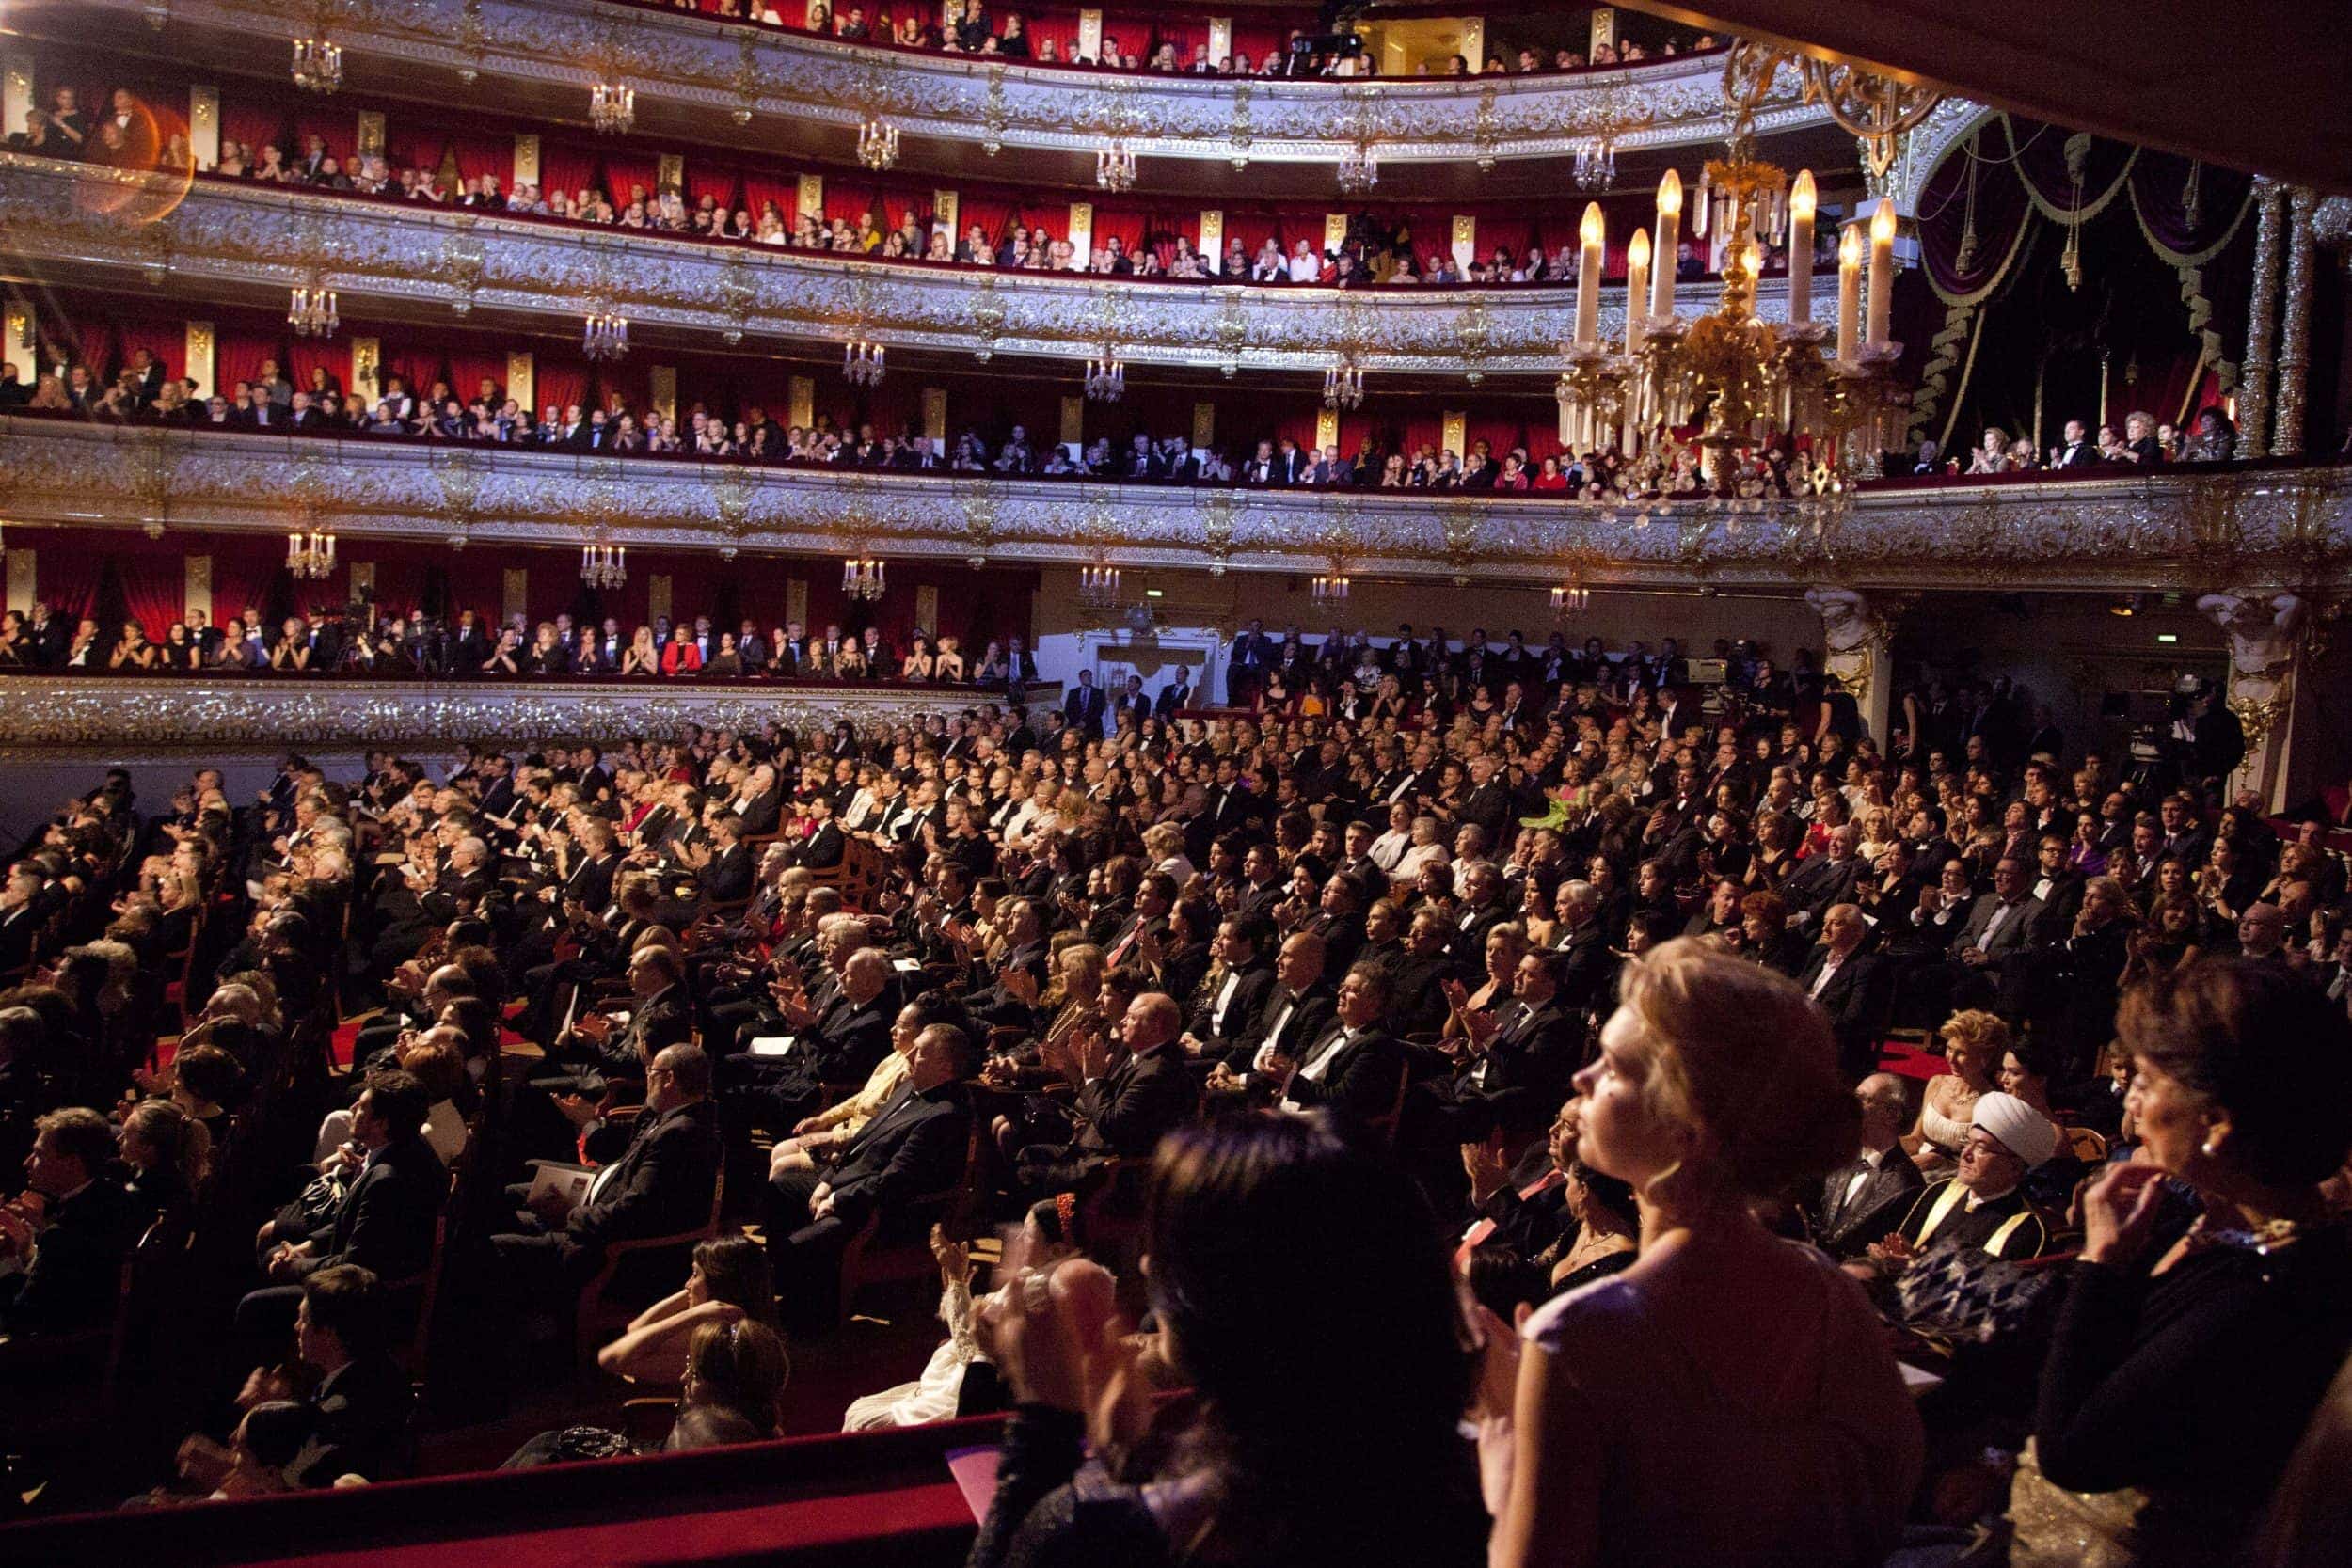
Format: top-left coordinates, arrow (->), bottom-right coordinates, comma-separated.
1477,939 -> 1923,1568
0,1105 -> 139,1336
970,1114 -> 1487,1565
238,1069 -> 446,1341
1810,1071 -> 1925,1259
2024,960 -> 2352,1562
1904,1007 -> 2002,1178
841,1212 -> 1070,1431
490,1043 -> 723,1292
764,1022 -> 974,1327
1011,990 -> 1196,1190
596,1232 -> 778,1386
1858,1089 -> 2053,1280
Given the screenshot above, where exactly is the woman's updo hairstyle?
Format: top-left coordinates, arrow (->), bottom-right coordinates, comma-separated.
1615,937 -> 1856,1198
2120,957 -> 2352,1187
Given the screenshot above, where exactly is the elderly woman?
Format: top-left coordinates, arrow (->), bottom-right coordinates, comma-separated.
2020,960 -> 2352,1563
1479,939 -> 1921,1568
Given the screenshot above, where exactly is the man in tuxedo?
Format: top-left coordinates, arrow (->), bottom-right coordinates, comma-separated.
1063,669 -> 1108,739
1456,753 -> 1513,846
1811,1073 -> 1924,1258
1275,963 -> 1406,1123
1797,904 -> 1891,1079
238,1070 -> 447,1341
1016,992 -> 1197,1189
1226,618 -> 1276,705
1154,666 -> 1195,717
1781,824 -> 1867,933
548,942 -> 693,1086
1181,916 -> 1279,1062
491,1043 -> 723,1291
2052,419 -> 2098,468
788,793 -> 845,871
1454,948 -> 1582,1103
1550,882 -> 1617,1020
766,1023 -> 974,1328
0,1109 -> 138,1336
1212,930 -> 1335,1082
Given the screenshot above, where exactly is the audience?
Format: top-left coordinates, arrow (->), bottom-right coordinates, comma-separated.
1,594 -> 2348,1562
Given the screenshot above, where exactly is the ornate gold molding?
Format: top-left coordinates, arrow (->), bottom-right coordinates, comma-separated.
37,0 -> 1831,167
6,418 -> 2350,595
0,673 -> 1030,759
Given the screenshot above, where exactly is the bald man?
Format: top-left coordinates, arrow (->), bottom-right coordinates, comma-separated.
1811,1072 -> 1924,1259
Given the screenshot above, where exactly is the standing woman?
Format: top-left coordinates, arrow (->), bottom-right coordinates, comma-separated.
2021,960 -> 2352,1563
1479,939 -> 1922,1568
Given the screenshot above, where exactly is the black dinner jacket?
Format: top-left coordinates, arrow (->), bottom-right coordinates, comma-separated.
1812,1148 -> 1925,1259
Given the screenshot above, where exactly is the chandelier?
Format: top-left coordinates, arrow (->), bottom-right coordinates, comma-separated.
1096,141 -> 1136,193
1311,565 -> 1350,603
843,334 -> 886,386
842,551 -> 887,601
1083,348 -> 1125,403
291,37 -> 342,94
1323,359 -> 1364,409
285,529 -> 336,579
591,81 -> 635,135
287,284 -> 339,339
1551,579 -> 1591,615
857,117 -> 900,171
582,308 -> 628,360
1571,83 -> 1652,193
1552,51 -> 1908,505
580,543 -> 627,589
1336,142 -> 1377,195
1078,561 -> 1121,608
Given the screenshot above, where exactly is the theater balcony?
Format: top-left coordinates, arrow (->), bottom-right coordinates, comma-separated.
31,0 -> 1848,192
0,153 -> 1824,378
7,414 -> 2347,595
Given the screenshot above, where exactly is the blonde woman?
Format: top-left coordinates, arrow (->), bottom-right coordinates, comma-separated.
931,635 -> 966,681
618,626 -> 660,677
1477,938 -> 1921,1568
1903,1007 -> 2005,1177
1141,820 -> 1197,886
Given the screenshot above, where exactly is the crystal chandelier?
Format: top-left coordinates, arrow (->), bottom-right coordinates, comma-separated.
1551,579 -> 1591,615
1078,562 -> 1121,608
287,285 -> 339,339
285,529 -> 336,579
580,543 -> 627,589
857,118 -> 900,171
1551,47 -> 1909,504
582,308 -> 628,360
843,334 -> 885,386
1096,141 -> 1136,193
1311,565 -> 1350,603
1323,359 -> 1364,409
291,37 -> 342,94
1572,135 -> 1616,193
591,81 -> 635,135
842,552 -> 887,601
1083,349 -> 1125,403
1336,142 -> 1377,195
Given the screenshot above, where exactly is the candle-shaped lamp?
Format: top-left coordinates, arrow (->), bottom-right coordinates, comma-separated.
1836,224 -> 1861,362
1624,229 -> 1651,356
1650,169 -> 1682,320
1786,170 -> 1815,325
1574,202 -> 1604,348
1866,198 -> 1897,348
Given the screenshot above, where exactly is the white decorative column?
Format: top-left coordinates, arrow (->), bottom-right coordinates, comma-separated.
183,553 -> 213,626
2198,591 -> 2312,807
513,135 -> 541,190
1805,587 -> 1895,745
5,549 -> 36,616
188,86 -> 220,168
2,52 -> 33,149
184,321 -> 216,400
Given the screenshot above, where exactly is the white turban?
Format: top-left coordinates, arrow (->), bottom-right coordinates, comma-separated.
1971,1091 -> 2058,1167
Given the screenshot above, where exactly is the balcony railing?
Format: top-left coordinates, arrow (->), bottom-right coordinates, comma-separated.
51,0 -> 1832,166
7,415 -> 2346,594
0,153 -> 1828,375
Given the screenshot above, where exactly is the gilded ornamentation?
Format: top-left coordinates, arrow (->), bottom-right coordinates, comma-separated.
50,0 -> 1833,167
0,156 -> 1759,376
2271,186 -> 2318,457
2236,179 -> 2287,458
7,420 -> 2348,594
0,674 -> 995,759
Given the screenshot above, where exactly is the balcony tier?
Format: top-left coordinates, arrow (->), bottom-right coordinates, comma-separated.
50,0 -> 1836,176
7,417 -> 2345,595
0,154 -> 1823,376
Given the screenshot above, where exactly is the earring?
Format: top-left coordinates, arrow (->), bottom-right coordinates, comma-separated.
2201,1136 -> 2220,1158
